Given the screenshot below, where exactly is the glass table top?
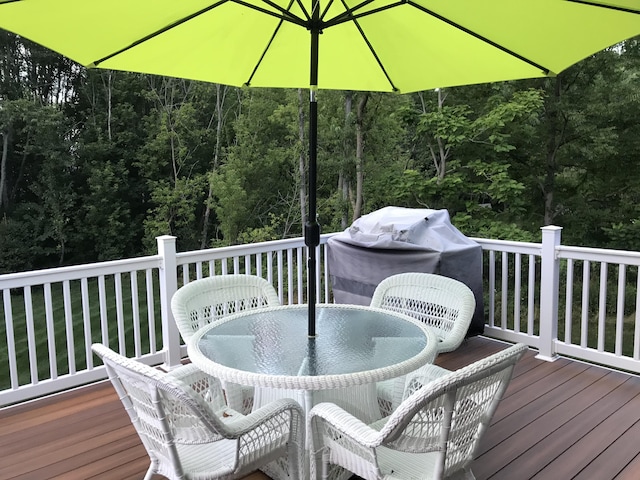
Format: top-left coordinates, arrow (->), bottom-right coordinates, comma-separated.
189,304 -> 436,389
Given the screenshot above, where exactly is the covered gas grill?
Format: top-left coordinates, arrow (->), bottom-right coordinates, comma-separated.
327,206 -> 484,336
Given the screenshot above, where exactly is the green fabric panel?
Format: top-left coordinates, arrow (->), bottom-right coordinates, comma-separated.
0,0 -> 638,92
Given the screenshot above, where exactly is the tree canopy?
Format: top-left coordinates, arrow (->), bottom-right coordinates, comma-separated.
2,30 -> 640,273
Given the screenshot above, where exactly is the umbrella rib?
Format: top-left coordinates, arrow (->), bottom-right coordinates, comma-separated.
567,0 -> 640,15
252,0 -> 308,25
92,0 -> 234,66
91,0 -> 305,66
325,1 -> 405,27
294,0 -> 312,22
406,0 -> 551,75
324,0 -> 398,27
335,0 -> 398,91
320,0 -> 337,22
245,0 -> 296,86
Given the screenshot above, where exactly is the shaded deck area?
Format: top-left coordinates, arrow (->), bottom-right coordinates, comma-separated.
2,336 -> 640,479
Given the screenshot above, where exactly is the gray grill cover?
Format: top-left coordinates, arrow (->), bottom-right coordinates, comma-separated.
328,207 -> 484,336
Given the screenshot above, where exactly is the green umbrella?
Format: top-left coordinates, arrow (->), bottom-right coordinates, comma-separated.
1,0 -> 639,337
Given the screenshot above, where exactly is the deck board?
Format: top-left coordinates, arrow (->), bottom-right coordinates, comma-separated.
477,369 -> 633,479
2,336 -> 640,480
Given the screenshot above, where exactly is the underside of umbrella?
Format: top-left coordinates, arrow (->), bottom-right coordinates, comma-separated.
1,0 -> 639,336
1,0 -> 639,93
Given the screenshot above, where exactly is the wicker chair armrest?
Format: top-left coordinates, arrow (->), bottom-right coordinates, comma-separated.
165,364 -> 228,412
227,398 -> 304,474
164,363 -> 207,382
224,397 -> 304,438
309,402 -> 383,448
402,364 -> 452,399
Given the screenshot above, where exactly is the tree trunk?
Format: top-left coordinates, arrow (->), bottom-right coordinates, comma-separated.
543,76 -> 565,225
0,127 -> 9,211
101,71 -> 113,142
434,88 -> 449,182
353,93 -> 369,221
200,83 -> 227,248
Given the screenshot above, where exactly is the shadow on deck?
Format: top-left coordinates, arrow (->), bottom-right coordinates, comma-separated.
2,336 -> 640,479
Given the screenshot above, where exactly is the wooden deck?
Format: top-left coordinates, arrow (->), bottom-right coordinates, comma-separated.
2,336 -> 640,479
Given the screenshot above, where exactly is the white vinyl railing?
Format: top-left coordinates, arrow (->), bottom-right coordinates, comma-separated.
0,234 -> 334,406
3,226 -> 640,407
478,226 -> 640,373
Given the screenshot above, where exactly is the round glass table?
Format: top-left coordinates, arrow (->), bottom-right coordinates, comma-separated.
188,304 -> 437,480
188,303 -> 436,405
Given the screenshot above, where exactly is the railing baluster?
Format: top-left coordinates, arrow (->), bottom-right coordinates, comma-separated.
277,250 -> 284,301
182,264 -> 190,285
565,259 -> 574,344
267,251 -> 274,287
24,286 -> 37,384
315,244 -> 321,304
635,271 -> 640,360
528,254 -> 536,336
244,254 -> 251,275
115,273 -> 125,355
256,252 -> 263,278
581,260 -> 590,348
616,265 -> 626,356
131,271 -> 141,358
44,283 -> 57,379
81,278 -> 92,369
3,288 -> 19,389
488,250 -> 495,328
501,251 -> 508,330
514,253 -> 521,333
98,275 -> 108,347
146,269 -> 157,354
323,244 -> 330,303
298,247 -> 304,304
598,262 -> 608,352
63,280 -> 75,375
287,248 -> 294,304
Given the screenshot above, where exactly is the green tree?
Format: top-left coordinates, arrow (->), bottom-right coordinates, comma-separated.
215,88 -> 301,244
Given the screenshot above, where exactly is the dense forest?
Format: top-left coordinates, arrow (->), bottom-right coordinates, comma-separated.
1,31 -> 640,274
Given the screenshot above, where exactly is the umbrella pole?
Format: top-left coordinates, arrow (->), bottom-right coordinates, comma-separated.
306,19 -> 320,338
306,93 -> 319,338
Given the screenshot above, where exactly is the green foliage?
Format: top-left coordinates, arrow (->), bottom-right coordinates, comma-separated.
2,31 -> 640,272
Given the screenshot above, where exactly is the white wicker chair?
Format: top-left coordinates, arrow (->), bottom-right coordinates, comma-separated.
309,343 -> 527,480
370,272 -> 476,416
171,274 -> 280,413
92,343 -> 303,480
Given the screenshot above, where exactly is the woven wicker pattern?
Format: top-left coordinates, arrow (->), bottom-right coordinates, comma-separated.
92,343 -> 303,480
171,274 -> 280,413
308,343 -> 527,480
371,273 -> 476,417
171,275 -> 280,340
370,273 -> 476,354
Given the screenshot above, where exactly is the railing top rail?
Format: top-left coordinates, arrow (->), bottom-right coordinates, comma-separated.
557,245 -> 640,265
0,255 -> 162,289
175,233 -> 338,265
471,237 -> 542,255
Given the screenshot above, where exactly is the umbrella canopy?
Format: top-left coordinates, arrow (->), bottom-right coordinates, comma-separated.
1,0 -> 639,336
0,0 -> 638,92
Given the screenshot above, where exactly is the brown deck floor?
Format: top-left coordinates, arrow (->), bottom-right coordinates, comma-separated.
2,336 -> 640,479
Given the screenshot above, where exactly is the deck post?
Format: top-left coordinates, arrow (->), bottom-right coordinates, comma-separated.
156,235 -> 182,369
537,225 -> 562,361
